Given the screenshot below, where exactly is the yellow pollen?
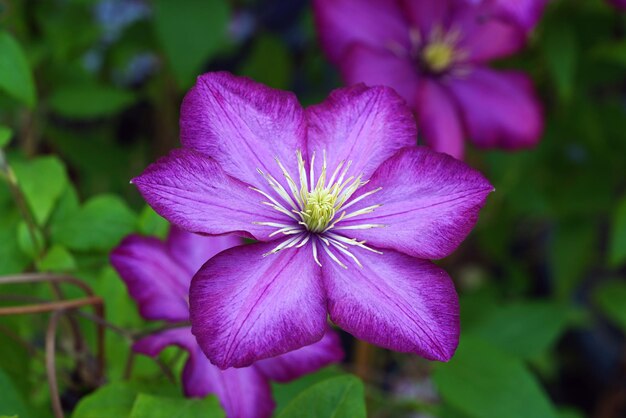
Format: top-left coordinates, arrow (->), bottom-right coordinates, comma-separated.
303,188 -> 337,233
423,42 -> 455,73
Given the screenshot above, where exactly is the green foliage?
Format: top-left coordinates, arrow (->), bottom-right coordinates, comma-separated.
593,279 -> 626,332
137,205 -> 169,238
48,85 -> 136,119
609,197 -> 626,266
434,337 -> 557,418
72,383 -> 138,418
0,368 -> 32,418
0,126 -> 12,148
0,31 -> 36,107
240,35 -> 293,89
272,366 -> 343,415
154,0 -> 230,87
129,394 -> 224,418
277,375 -> 366,418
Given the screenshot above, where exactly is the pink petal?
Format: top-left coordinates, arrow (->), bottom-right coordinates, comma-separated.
167,226 -> 242,276
312,0 -> 410,63
401,0 -> 454,34
306,84 -> 417,181
339,147 -> 493,260
447,68 -> 543,149
321,248 -> 460,361
132,148 -> 287,241
468,0 -> 548,31
189,241 -> 327,369
180,72 -> 306,191
254,328 -> 344,383
133,328 -> 275,418
416,79 -> 465,159
110,235 -> 189,322
340,44 -> 420,108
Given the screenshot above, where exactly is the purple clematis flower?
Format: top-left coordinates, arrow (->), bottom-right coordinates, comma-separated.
110,227 -> 344,418
608,0 -> 626,10
313,0 -> 545,159
132,72 -> 493,369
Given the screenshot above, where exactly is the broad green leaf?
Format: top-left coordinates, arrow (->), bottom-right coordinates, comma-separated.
17,221 -> 45,259
50,194 -> 136,251
0,31 -> 36,107
48,85 -> 136,119
433,336 -> 557,418
593,280 -> 626,332
609,197 -> 626,267
36,245 -> 76,272
0,125 -> 12,148
137,205 -> 169,238
592,40 -> 626,68
154,0 -> 230,87
72,382 -> 137,418
466,301 -> 570,359
277,375 -> 366,418
272,367 -> 343,416
240,35 -> 292,89
129,394 -> 224,418
0,214 -> 29,274
541,20 -> 577,102
12,156 -> 69,226
0,368 -> 32,418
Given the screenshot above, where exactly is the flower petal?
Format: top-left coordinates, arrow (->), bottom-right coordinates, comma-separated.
416,79 -> 465,159
133,328 -> 275,418
167,227 -> 243,276
306,84 -> 417,181
110,235 -> 189,322
401,0 -> 454,34
340,44 -> 420,108
469,0 -> 548,32
190,241 -> 327,369
132,148 -> 286,241
321,248 -> 460,361
447,68 -> 543,149
313,0 -> 409,63
180,72 -> 306,190
338,147 -> 493,260
255,328 -> 344,383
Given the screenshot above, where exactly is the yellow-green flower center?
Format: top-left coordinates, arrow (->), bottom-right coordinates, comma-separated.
423,42 -> 455,73
303,188 -> 337,233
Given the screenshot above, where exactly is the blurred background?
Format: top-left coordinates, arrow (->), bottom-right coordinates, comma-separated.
0,0 -> 625,417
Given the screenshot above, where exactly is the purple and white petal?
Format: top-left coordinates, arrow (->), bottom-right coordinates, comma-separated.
190,241 -> 327,369
255,328 -> 344,383
321,248 -> 460,361
313,0 -> 410,63
338,147 -> 493,260
306,84 -> 417,181
110,235 -> 189,322
448,68 -> 543,149
133,148 -> 287,242
133,328 -> 274,418
416,79 -> 465,159
180,72 -> 306,191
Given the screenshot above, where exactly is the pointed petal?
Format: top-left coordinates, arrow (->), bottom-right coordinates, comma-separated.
416,79 -> 465,159
448,68 -> 543,149
167,227 -> 243,276
180,72 -> 306,190
339,147 -> 493,259
255,328 -> 344,382
306,84 -> 417,181
401,0 -> 454,34
110,235 -> 189,322
133,148 -> 289,241
321,248 -> 460,361
340,44 -> 420,109
190,241 -> 327,369
313,0 -> 410,63
133,328 -> 275,418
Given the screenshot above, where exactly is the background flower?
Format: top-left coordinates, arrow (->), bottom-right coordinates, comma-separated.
110,227 -> 343,418
313,0 -> 545,159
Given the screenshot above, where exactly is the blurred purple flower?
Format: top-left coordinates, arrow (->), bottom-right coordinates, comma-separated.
313,0 -> 545,159
608,0 -> 626,10
132,72 -> 493,369
110,227 -> 343,418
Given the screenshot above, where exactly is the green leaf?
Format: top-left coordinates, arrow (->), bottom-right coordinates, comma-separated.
36,245 -> 76,272
17,221 -> 45,259
240,35 -> 292,89
0,125 -> 12,148
129,394 -> 224,418
48,85 -> 136,119
541,20 -> 577,103
466,301 -> 570,359
593,280 -> 626,332
12,156 -> 69,226
0,368 -> 32,418
272,367 -> 343,416
137,205 -> 169,238
277,375 -> 366,418
154,0 -> 230,87
433,336 -> 557,418
609,197 -> 626,267
0,31 -> 36,107
592,40 -> 626,69
72,383 -> 137,418
0,215 -> 29,274
51,194 -> 137,251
